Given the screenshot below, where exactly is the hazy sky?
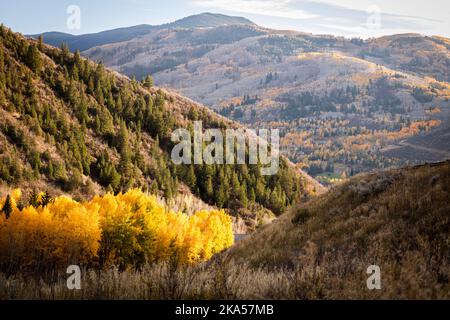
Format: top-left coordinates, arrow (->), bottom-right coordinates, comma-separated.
1,0 -> 449,38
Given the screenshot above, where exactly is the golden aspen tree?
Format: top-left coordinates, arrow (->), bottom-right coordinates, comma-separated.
0,189 -> 234,272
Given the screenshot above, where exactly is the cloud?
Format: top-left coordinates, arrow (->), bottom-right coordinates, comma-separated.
189,0 -> 445,38
191,0 -> 317,20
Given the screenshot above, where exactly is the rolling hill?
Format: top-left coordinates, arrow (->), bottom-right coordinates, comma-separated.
223,160 -> 450,298
0,18 -> 448,299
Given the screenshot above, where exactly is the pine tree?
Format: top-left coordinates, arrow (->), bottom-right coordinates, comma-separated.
60,43 -> 70,62
38,35 -> 44,51
25,44 -> 42,74
185,165 -> 197,190
2,194 -> 13,218
74,49 -> 82,67
28,189 -> 39,207
118,121 -> 132,182
142,75 -> 154,88
47,161 -> 54,179
205,175 -> 213,199
214,182 -> 226,208
25,73 -> 35,97
249,188 -> 256,203
40,191 -> 53,207
149,180 -> 159,194
0,46 -> 4,72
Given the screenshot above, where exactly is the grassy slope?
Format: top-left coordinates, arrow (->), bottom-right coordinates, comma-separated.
225,161 -> 450,298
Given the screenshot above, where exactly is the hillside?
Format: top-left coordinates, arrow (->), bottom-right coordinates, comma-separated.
364,34 -> 450,82
0,25 -> 319,232
223,160 -> 450,298
72,17 -> 450,183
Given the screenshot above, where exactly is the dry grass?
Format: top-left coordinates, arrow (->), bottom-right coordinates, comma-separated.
225,161 -> 450,299
0,260 -> 304,300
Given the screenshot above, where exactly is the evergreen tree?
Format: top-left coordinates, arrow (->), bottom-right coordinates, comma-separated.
28,189 -> 39,207
185,165 -> 197,190
40,191 -> 53,207
2,194 -> 13,218
142,75 -> 154,88
205,175 -> 214,199
38,35 -> 44,51
118,121 -> 132,183
60,43 -> 70,62
25,44 -> 42,74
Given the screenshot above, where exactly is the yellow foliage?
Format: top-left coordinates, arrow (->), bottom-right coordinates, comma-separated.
0,196 -> 101,272
0,189 -> 234,271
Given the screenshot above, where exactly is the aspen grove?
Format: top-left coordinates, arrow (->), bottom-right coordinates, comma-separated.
0,189 -> 234,272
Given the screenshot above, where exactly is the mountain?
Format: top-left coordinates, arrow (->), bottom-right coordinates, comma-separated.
223,160 -> 450,298
31,25 -> 156,52
77,19 -> 450,183
0,25 -> 320,232
29,13 -> 256,52
160,12 -> 256,29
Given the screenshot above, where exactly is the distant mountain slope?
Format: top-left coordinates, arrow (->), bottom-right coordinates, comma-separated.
1,25 -> 321,231
224,160 -> 450,298
363,34 -> 450,82
82,22 -> 450,179
31,14 -> 450,181
31,25 -> 156,52
29,13 -> 256,51
161,12 -> 256,29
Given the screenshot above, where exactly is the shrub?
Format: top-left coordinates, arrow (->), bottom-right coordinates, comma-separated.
291,208 -> 310,225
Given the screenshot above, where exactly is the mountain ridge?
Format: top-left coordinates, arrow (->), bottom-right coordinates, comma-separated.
29,12 -> 257,51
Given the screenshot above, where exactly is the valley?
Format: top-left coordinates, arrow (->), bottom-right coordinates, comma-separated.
34,13 -> 450,185
0,9 -> 448,301
0,24 -> 317,235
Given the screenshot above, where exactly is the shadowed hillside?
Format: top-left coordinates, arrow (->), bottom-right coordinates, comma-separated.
223,160 -> 450,298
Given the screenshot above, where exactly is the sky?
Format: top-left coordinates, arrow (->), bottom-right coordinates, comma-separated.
0,0 -> 449,39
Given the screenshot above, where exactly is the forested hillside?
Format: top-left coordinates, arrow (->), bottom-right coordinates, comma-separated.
0,25 -> 316,226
